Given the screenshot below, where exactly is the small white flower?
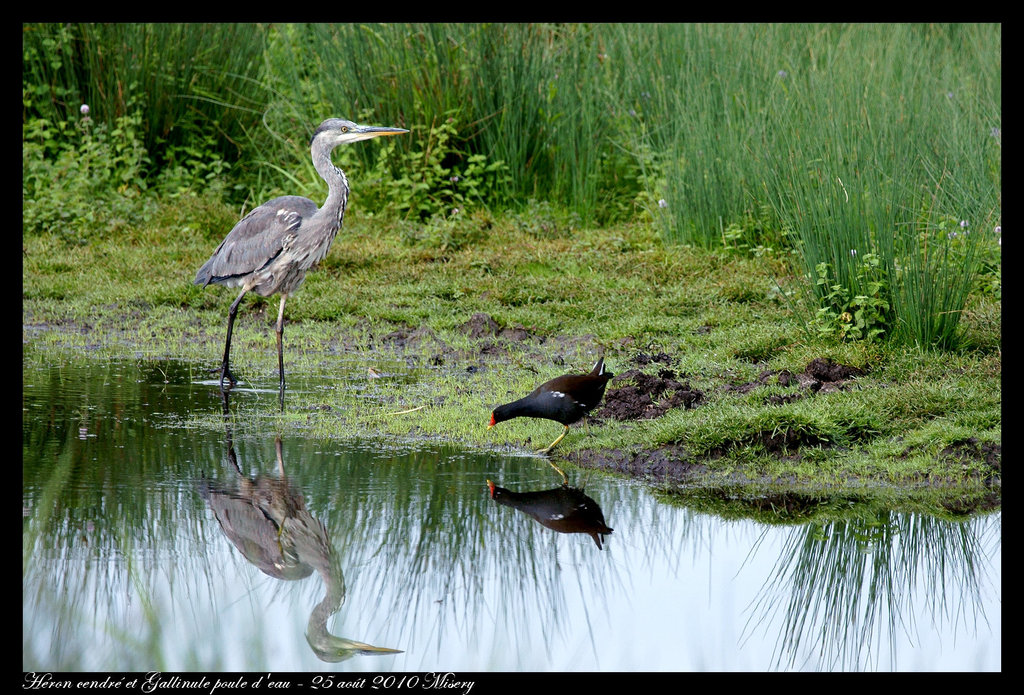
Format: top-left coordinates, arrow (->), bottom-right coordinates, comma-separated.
657,199 -> 668,209
960,220 -> 968,228
80,104 -> 90,116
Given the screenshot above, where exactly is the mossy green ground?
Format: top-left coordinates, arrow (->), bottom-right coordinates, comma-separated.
22,195 -> 1001,515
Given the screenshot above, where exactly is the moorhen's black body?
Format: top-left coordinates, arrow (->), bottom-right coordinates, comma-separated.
487,480 -> 614,550
489,357 -> 613,459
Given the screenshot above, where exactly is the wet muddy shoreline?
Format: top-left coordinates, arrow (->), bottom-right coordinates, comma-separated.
23,310 -> 1001,515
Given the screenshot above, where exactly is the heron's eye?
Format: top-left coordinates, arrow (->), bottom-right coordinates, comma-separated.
340,126 -> 349,133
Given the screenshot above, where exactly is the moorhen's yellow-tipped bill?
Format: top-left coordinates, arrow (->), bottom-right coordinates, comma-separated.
487,357 -> 613,481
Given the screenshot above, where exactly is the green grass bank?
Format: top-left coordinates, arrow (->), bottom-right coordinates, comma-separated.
22,193 -> 1001,517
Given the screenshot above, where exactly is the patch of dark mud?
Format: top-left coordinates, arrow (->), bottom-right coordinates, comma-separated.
456,312 -> 544,359
938,489 -> 1002,515
804,357 -> 864,382
706,428 -> 834,458
380,324 -> 448,350
724,357 -> 865,404
574,445 -> 707,484
574,444 -> 1001,517
630,351 -> 673,366
458,312 -> 536,343
686,488 -> 841,519
940,437 -> 1001,472
935,439 -> 1002,497
596,368 -> 705,421
377,324 -> 455,367
893,436 -> 1002,491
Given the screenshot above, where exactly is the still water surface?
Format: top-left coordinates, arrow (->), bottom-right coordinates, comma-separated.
22,352 -> 1001,671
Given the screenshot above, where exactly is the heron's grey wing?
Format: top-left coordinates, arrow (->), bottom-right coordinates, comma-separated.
194,196 -> 319,287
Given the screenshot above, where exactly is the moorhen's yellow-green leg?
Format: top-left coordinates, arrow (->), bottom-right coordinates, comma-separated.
546,460 -> 569,486
536,424 -> 571,485
536,424 -> 570,455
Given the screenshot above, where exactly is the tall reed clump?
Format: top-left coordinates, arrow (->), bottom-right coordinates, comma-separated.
607,23 -> 1000,350
22,23 -> 269,195
761,24 -> 1000,349
607,23 -> 786,248
260,23 -> 630,222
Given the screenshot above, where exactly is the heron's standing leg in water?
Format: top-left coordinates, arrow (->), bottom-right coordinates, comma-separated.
217,288 -> 249,389
194,119 -> 408,409
276,293 -> 289,409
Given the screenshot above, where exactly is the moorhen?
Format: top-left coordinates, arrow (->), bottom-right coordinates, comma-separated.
487,480 -> 614,549
488,357 -> 613,480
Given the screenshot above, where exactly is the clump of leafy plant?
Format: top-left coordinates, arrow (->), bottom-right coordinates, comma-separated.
720,205 -> 793,259
22,108 -> 155,240
397,208 -> 494,253
811,252 -> 891,342
153,125 -> 234,199
367,110 -> 511,221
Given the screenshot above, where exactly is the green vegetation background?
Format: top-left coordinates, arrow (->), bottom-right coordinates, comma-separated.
23,23 -> 1000,502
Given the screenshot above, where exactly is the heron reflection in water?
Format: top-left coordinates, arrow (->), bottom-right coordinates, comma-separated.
486,480 -> 613,550
199,404 -> 400,661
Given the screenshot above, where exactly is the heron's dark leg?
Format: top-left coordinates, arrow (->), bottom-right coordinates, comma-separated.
276,294 -> 288,410
216,289 -> 248,388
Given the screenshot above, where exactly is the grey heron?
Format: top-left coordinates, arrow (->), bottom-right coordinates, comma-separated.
194,118 -> 408,405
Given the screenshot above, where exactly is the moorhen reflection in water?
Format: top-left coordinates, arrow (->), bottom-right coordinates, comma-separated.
486,480 -> 614,550
199,418 -> 401,662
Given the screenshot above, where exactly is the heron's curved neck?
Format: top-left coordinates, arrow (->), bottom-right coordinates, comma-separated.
312,143 -> 350,227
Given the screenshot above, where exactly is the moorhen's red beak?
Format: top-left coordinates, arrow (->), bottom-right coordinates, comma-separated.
486,479 -> 496,498
487,412 -> 496,429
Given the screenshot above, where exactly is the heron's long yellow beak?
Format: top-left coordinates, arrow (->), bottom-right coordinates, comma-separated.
352,124 -> 409,142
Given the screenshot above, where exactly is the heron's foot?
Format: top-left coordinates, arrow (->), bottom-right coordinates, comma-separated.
210,364 -> 237,388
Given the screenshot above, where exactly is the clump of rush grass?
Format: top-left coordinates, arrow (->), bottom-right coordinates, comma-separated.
604,23 -> 1000,351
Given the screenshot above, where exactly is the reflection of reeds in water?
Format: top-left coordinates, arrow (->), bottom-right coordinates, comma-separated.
288,444 -> 628,663
743,510 -> 999,671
